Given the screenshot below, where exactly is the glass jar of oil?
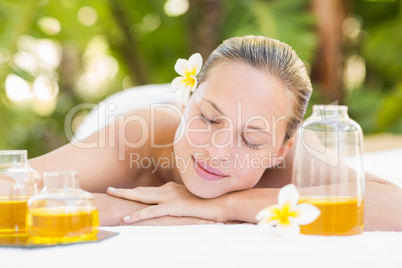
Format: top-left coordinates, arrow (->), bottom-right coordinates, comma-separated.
0,150 -> 41,236
292,105 -> 365,236
26,171 -> 99,245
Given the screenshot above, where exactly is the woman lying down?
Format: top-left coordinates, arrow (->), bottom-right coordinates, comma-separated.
30,36 -> 402,231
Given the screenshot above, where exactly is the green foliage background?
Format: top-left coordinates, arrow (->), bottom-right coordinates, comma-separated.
0,0 -> 401,157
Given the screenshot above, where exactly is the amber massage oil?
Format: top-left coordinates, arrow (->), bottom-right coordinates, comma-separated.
299,197 -> 364,236
0,197 -> 29,236
27,207 -> 99,244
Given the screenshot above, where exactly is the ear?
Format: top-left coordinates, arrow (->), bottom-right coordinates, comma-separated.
273,137 -> 295,166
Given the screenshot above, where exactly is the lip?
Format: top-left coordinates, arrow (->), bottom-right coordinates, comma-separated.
193,156 -> 228,181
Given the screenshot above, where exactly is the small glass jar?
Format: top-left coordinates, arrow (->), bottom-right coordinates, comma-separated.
0,150 -> 41,236
292,105 -> 365,236
26,171 -> 99,245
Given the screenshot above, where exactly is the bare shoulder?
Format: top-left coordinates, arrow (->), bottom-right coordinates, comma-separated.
125,103 -> 182,147
122,103 -> 182,183
121,103 -> 182,151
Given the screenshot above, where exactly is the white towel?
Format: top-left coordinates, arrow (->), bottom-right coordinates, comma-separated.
2,225 -> 402,268
74,84 -> 181,140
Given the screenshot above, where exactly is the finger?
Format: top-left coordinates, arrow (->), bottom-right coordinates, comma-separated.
123,216 -> 217,226
107,187 -> 166,204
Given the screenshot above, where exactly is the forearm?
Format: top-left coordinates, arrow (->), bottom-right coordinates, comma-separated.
223,188 -> 280,223
93,193 -> 148,226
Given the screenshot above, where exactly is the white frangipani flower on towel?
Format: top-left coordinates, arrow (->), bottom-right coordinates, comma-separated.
170,53 -> 203,105
256,184 -> 321,235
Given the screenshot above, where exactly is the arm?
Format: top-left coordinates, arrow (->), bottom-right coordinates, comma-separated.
108,177 -> 402,231
94,193 -> 217,226
106,182 -> 278,224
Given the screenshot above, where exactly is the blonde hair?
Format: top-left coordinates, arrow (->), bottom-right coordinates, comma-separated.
198,35 -> 313,143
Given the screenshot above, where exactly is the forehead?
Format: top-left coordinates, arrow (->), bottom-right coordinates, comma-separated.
196,62 -> 288,121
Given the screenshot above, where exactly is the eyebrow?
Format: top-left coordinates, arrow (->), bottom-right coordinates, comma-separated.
202,98 -> 224,115
201,98 -> 271,134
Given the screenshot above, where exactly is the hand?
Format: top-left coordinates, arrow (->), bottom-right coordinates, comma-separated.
107,182 -> 229,224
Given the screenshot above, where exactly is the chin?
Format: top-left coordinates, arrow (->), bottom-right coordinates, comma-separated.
184,181 -> 226,199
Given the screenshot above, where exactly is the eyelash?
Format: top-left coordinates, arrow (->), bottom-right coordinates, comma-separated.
199,113 -> 218,125
199,113 -> 259,150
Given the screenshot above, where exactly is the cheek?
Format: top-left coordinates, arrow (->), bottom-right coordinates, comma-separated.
185,121 -> 211,146
237,161 -> 265,183
229,151 -> 269,189
173,122 -> 208,159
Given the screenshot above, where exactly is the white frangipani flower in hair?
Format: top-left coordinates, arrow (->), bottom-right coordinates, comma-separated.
170,53 -> 203,105
256,184 -> 321,235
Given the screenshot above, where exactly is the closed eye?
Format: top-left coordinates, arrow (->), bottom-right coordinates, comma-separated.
199,113 -> 261,150
241,135 -> 259,150
199,113 -> 218,124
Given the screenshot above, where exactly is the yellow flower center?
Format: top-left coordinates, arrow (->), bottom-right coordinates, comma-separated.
271,202 -> 299,226
183,67 -> 197,87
